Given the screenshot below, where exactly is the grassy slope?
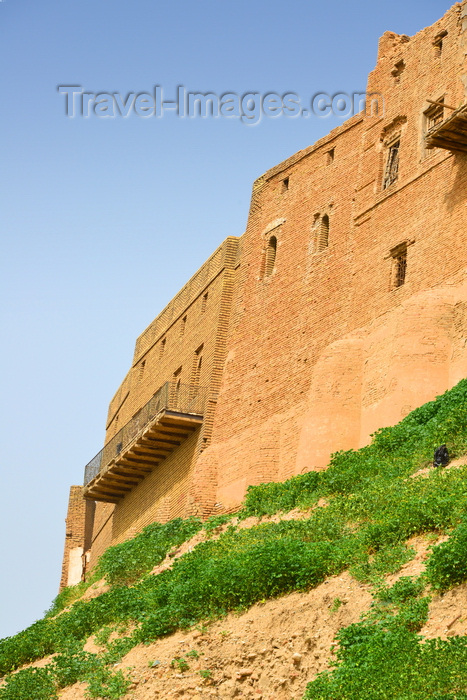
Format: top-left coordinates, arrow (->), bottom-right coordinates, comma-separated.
3,379 -> 467,698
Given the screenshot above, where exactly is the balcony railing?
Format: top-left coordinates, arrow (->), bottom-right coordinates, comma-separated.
83,381 -> 207,487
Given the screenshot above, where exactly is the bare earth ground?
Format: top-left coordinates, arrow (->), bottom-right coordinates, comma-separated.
59,571 -> 372,700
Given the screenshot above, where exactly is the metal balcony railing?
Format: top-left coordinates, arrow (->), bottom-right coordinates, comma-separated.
83,381 -> 207,486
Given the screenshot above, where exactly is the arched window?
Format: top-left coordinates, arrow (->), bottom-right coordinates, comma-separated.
383,138 -> 400,189
264,236 -> 277,277
312,214 -> 330,253
171,367 -> 182,408
318,215 -> 329,251
191,345 -> 203,387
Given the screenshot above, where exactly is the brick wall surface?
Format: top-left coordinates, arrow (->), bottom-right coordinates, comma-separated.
64,2 -> 467,578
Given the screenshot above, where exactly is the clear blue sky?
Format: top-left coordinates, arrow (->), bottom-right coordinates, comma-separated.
0,0 -> 453,639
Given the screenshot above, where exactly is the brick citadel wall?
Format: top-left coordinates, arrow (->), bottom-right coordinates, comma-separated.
60,2 -> 467,587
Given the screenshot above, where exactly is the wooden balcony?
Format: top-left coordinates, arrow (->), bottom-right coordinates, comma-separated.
83,382 -> 206,503
425,103 -> 467,154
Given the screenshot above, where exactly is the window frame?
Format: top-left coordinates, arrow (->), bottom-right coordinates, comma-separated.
383,137 -> 401,190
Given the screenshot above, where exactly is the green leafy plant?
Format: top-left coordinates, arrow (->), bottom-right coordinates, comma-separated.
350,544 -> 416,584
203,514 -> 234,535
375,576 -> 425,605
94,517 -> 202,586
330,597 -> 344,613
84,667 -> 131,699
45,579 -> 96,618
51,646 -> 101,687
0,668 -> 57,700
93,625 -> 113,647
186,649 -> 200,658
199,669 -> 213,680
170,657 -> 189,672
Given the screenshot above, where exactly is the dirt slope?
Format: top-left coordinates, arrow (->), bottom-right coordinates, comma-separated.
59,572 -> 372,700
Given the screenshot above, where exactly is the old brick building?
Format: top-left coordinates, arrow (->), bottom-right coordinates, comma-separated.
61,2 -> 467,587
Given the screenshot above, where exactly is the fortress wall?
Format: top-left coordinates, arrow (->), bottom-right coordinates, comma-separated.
296,337 -> 365,472
359,288 -> 459,442
69,3 -> 467,578
450,293 -> 467,386
198,3 -> 467,510
200,114 -> 366,508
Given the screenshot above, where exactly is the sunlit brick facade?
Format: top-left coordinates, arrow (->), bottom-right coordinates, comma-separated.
61,2 -> 467,587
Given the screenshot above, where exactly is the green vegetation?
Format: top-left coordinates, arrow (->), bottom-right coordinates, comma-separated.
185,649 -> 200,658
84,667 -> 131,699
3,379 -> 467,699
426,519 -> 467,591
45,579 -> 96,618
170,656 -> 189,672
330,597 -> 344,613
241,470 -> 321,517
199,668 -> 213,680
0,668 -> 58,700
203,513 -> 234,535
93,516 -> 203,586
303,580 -> 465,700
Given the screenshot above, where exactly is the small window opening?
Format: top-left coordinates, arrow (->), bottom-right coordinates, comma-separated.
326,148 -> 335,165
383,139 -> 400,189
391,60 -> 405,83
171,367 -> 182,407
390,244 -> 408,288
264,235 -> 277,277
201,293 -> 208,313
282,177 -> 289,192
138,360 -> 146,380
433,30 -> 447,58
317,215 -> 329,252
191,345 -> 203,388
159,338 -> 166,358
180,315 -> 187,337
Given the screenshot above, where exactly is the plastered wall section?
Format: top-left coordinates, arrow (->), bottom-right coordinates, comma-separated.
60,486 -> 95,590
198,3 -> 467,510
87,238 -> 239,568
